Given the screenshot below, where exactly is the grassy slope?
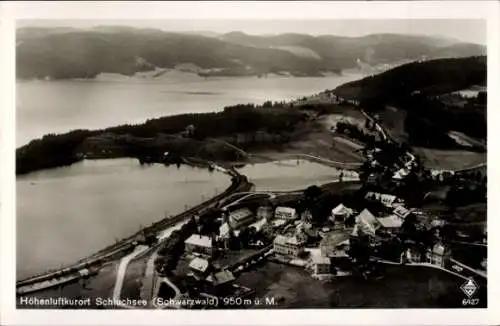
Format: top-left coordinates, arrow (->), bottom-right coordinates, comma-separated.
413,147 -> 486,170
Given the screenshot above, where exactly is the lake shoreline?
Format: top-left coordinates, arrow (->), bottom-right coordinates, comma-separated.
16,157 -> 247,285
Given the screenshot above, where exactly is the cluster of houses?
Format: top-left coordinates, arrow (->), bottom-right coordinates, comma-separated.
180,205 -> 302,291
269,191 -> 450,279
180,188 -> 450,287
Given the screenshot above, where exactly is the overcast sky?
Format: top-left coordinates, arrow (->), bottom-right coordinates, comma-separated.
18,19 -> 486,45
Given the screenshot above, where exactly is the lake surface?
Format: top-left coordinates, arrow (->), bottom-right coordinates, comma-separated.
237,159 -> 354,191
16,158 -> 230,280
16,72 -> 363,147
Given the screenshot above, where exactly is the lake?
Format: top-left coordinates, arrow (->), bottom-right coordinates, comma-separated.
16,72 -> 364,279
16,158 -> 354,280
16,158 -> 231,280
237,159 -> 357,191
16,72 -> 363,147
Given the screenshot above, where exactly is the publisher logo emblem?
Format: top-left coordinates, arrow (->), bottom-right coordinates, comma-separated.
460,278 -> 479,298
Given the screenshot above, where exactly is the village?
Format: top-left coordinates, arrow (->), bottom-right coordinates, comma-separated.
148,130 -> 487,308
133,85 -> 489,308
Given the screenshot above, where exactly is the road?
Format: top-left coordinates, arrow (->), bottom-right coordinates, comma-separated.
220,192 -> 277,210
112,245 -> 149,309
376,259 -> 472,282
362,108 -> 486,173
140,252 -> 158,308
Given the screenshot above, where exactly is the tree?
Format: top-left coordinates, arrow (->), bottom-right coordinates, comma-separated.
477,91 -> 486,105
344,214 -> 356,228
348,233 -> 373,275
238,227 -> 251,248
365,118 -> 371,130
304,185 -> 322,200
154,257 -> 166,275
401,213 -> 418,242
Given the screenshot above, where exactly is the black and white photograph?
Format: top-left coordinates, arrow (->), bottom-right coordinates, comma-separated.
1,1 -> 499,325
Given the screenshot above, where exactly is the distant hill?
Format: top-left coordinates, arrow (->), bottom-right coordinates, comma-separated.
333,56 -> 486,102
333,56 -> 486,149
220,32 -> 485,68
16,27 -> 486,80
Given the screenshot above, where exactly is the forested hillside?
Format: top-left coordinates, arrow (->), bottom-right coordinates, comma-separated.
333,56 -> 486,149
16,27 -> 486,79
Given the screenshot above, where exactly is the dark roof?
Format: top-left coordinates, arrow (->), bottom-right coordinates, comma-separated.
206,270 -> 235,286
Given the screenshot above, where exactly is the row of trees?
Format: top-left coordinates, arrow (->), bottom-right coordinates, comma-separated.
335,121 -> 376,146
17,104 -> 304,174
154,217 -> 198,275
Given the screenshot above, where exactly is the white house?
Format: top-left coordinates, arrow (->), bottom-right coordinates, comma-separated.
218,222 -> 238,249
310,255 -> 331,275
376,214 -> 403,233
273,234 -> 304,257
365,192 -> 400,207
393,206 -> 412,219
185,234 -> 213,256
188,257 -> 210,279
330,203 -> 354,222
426,243 -> 450,267
355,209 -> 380,236
275,206 -> 298,220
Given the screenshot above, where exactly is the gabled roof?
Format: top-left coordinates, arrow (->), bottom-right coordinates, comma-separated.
355,209 -> 380,235
431,244 -> 448,255
393,205 -> 412,218
376,215 -> 403,228
206,270 -> 235,286
275,206 -> 296,214
189,257 -> 209,273
229,208 -> 253,222
274,234 -> 304,246
311,255 -> 331,264
185,234 -> 212,248
356,209 -> 378,225
332,203 -> 353,216
274,235 -> 288,246
365,192 -> 398,206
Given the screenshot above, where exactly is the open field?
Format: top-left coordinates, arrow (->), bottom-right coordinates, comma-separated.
413,147 -> 486,170
246,135 -> 364,166
236,262 -> 486,308
286,133 -> 364,163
